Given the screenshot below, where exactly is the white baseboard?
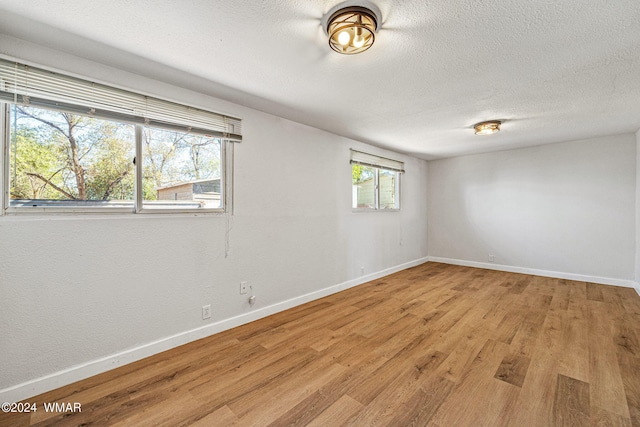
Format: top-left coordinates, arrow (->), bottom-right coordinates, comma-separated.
428,256 -> 638,289
0,256 -> 429,403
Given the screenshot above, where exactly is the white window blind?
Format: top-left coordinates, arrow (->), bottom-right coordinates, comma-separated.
0,58 -> 242,141
350,149 -> 404,172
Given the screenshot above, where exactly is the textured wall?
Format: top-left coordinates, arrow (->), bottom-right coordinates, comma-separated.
428,134 -> 636,281
636,130 -> 640,285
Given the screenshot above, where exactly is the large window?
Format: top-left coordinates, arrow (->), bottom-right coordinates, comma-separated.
351,150 -> 403,210
0,58 -> 241,214
8,105 -> 136,208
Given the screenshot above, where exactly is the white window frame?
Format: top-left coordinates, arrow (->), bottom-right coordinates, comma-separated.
1,103 -> 6,214
134,125 -> 233,215
0,57 -> 240,216
351,149 -> 403,212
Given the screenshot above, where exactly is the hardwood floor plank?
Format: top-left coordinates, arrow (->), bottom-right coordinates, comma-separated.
193,346 -> 318,397
508,277 -> 529,294
400,298 -> 426,313
233,301 -> 333,341
590,406 -> 632,427
343,349 -> 448,426
327,333 -> 385,367
508,309 -> 563,426
509,308 -> 549,359
305,395 -> 363,427
618,287 -> 640,317
188,405 -> 239,427
586,282 -> 605,302
430,339 -> 519,427
0,411 -> 29,427
494,354 -> 531,387
433,335 -> 486,383
601,285 -> 629,315
519,293 -> 553,312
370,315 -> 433,359
614,322 -> 640,357
229,361 -> 347,426
589,305 -> 631,418
266,352 -> 388,426
110,391 -> 217,427
617,351 -> 640,427
492,311 -> 524,345
384,375 -> 455,427
434,378 -> 521,427
559,295 -> 589,382
1,263 -> 637,427
527,275 -> 559,296
569,282 -> 588,305
352,302 -> 414,338
347,332 -> 435,405
553,374 -> 590,426
550,280 -> 572,311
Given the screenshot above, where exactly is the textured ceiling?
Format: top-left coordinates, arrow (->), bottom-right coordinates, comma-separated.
0,0 -> 639,159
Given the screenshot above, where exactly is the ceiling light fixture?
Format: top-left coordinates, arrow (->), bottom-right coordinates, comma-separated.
474,120 -> 502,135
322,1 -> 381,55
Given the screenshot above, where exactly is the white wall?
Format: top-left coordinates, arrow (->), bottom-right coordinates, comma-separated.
0,38 -> 429,401
636,130 -> 640,286
428,134 -> 637,284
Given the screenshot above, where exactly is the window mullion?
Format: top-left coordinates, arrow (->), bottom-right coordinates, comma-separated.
223,140 -> 233,214
396,171 -> 401,210
375,168 -> 380,210
135,124 -> 143,213
1,103 -> 7,214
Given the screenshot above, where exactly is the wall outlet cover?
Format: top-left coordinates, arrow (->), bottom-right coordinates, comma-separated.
202,305 -> 211,320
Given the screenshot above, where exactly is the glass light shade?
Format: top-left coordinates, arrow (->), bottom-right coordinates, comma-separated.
474,121 -> 502,135
353,34 -> 365,48
338,30 -> 351,46
327,7 -> 377,54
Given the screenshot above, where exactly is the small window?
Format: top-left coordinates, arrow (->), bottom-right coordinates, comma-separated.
378,168 -> 400,209
142,127 -> 223,210
352,165 -> 376,208
351,150 -> 403,210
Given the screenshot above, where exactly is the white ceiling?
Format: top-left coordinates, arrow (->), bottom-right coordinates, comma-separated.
0,0 -> 639,159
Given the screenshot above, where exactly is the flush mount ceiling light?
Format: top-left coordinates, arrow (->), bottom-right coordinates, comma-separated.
474,120 -> 502,135
322,1 -> 382,54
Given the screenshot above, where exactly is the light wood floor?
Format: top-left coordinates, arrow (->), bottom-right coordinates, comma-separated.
3,262 -> 640,427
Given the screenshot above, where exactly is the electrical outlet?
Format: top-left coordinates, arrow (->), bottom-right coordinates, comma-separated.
489,255 -> 495,262
202,304 -> 211,320
240,281 -> 248,295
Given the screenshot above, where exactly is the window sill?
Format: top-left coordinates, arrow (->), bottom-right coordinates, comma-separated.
351,208 -> 401,213
1,207 -> 227,220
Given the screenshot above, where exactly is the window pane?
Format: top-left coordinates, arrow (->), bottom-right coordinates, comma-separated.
9,104 -> 135,207
379,169 -> 399,209
352,164 -> 375,209
142,127 -> 222,210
